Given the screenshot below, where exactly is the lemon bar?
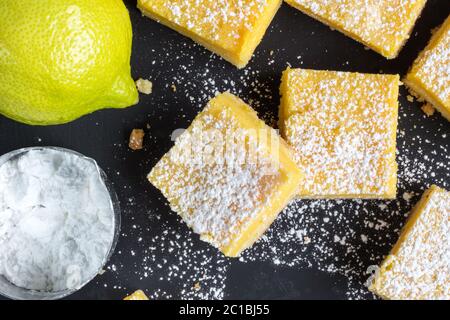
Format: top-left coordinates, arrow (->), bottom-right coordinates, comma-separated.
370,185 -> 450,300
285,0 -> 427,59
404,15 -> 450,122
279,68 -> 399,199
124,290 -> 149,300
137,0 -> 282,68
148,92 -> 302,257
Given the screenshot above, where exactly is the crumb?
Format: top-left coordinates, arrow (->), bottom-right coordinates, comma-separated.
171,84 -> 177,92
421,103 -> 435,117
136,78 -> 153,94
406,88 -> 425,102
406,95 -> 415,103
129,129 -> 145,150
194,282 -> 201,291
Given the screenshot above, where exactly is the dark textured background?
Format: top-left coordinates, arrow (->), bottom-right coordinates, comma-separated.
0,0 -> 449,300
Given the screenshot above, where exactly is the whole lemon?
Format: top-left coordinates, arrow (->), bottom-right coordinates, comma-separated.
0,0 -> 138,125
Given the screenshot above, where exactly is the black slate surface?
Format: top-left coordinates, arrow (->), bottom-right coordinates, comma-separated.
0,0 -> 449,300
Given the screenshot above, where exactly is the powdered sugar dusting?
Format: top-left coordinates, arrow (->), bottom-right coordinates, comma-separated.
148,94 -> 283,250
286,0 -> 427,57
280,69 -> 398,197
406,15 -> 450,117
139,0 -> 270,48
371,186 -> 449,299
93,12 -> 449,299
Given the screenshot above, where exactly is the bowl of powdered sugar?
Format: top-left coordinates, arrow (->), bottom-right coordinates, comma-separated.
0,147 -> 120,300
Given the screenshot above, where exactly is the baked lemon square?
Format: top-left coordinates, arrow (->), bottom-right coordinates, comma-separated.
404,15 -> 450,122
148,92 -> 302,257
137,0 -> 282,68
279,68 -> 399,199
370,185 -> 450,300
284,0 -> 427,59
124,290 -> 149,300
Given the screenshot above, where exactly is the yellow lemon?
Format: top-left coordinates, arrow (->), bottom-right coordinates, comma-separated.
0,0 -> 138,125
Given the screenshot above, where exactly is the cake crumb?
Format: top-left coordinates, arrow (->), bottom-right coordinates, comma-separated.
129,129 -> 145,150
421,103 -> 435,117
136,78 -> 153,94
194,282 -> 201,291
406,95 -> 415,102
171,84 -> 177,92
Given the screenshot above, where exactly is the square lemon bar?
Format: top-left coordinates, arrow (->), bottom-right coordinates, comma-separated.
137,0 -> 282,68
279,68 -> 399,199
404,15 -> 450,122
370,185 -> 450,300
148,92 -> 302,257
284,0 -> 427,59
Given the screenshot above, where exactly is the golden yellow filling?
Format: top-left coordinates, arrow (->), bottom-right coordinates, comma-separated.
148,92 -> 302,257
370,185 -> 450,300
137,0 -> 282,68
285,0 -> 427,59
405,15 -> 450,122
280,68 -> 399,199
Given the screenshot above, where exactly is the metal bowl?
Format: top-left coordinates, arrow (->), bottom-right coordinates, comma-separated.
0,146 -> 121,300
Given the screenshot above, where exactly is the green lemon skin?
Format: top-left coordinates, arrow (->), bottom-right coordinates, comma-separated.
0,0 -> 138,125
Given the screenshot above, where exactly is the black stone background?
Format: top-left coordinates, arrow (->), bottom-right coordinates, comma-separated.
0,0 -> 449,300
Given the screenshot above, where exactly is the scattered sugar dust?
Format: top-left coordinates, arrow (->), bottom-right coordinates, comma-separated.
99,18 -> 449,300
240,91 -> 449,299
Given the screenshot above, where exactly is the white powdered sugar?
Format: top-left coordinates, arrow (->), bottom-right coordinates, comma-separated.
406,16 -> 450,111
287,0 -> 427,57
281,69 -> 398,197
105,23 -> 449,299
372,186 -> 450,299
0,148 -> 115,292
149,101 -> 282,250
145,0 -> 269,44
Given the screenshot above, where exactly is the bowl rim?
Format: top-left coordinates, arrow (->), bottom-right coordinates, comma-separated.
0,146 -> 121,300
